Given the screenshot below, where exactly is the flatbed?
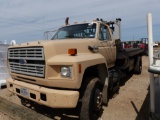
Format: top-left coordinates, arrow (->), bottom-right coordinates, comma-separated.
117,48 -> 143,59
124,48 -> 144,56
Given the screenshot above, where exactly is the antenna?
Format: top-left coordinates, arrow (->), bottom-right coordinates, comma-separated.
65,17 -> 69,25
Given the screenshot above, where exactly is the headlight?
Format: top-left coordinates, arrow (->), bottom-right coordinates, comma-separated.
60,66 -> 72,77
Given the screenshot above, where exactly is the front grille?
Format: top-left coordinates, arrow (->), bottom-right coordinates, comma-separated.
8,47 -> 45,77
9,62 -> 44,77
8,47 -> 44,60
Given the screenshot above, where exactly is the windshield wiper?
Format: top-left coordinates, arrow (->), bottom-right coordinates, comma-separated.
65,35 -> 84,39
65,35 -> 74,38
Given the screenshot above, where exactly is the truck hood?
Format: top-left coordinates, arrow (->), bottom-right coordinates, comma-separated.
9,39 -> 97,59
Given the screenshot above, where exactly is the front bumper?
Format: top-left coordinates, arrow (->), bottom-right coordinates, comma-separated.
6,78 -> 79,108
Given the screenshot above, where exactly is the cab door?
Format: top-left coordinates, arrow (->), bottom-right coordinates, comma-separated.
97,23 -> 116,67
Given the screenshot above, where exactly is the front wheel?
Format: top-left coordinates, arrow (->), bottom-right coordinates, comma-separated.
80,78 -> 103,120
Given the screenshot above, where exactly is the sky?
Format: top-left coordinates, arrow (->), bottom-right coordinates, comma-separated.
0,0 -> 159,44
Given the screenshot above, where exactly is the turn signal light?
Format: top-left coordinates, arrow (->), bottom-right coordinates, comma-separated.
68,48 -> 77,56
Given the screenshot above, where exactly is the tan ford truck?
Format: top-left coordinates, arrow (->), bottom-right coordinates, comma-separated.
6,18 -> 143,120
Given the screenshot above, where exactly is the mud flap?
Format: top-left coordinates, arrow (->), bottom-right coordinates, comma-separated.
102,85 -> 108,105
102,78 -> 108,105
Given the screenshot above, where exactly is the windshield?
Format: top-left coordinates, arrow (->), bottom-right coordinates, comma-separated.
51,23 -> 96,40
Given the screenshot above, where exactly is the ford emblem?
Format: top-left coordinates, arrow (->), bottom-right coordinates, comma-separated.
19,59 -> 27,64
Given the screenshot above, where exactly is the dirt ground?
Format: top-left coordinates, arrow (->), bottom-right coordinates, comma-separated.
0,55 -> 152,120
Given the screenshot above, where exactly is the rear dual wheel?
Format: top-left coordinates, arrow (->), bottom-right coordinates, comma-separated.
134,56 -> 142,74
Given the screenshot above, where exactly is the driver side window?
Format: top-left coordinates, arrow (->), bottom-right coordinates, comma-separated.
99,25 -> 111,41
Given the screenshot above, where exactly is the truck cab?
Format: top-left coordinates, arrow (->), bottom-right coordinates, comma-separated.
51,21 -> 116,67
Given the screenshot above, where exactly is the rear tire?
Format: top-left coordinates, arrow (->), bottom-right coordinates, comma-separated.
145,49 -> 148,56
80,78 -> 102,120
134,56 -> 142,74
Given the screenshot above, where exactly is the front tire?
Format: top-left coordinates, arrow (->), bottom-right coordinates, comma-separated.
80,78 -> 102,120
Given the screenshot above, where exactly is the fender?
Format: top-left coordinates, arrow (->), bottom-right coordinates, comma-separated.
47,53 -> 108,88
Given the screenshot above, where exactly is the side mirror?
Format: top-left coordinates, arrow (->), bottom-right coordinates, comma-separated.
110,27 -> 115,32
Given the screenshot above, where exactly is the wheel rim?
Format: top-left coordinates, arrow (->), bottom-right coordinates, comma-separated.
140,66 -> 142,72
94,89 -> 103,111
140,61 -> 142,72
